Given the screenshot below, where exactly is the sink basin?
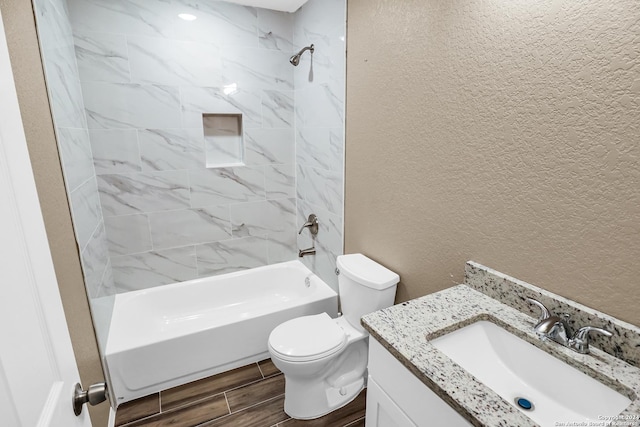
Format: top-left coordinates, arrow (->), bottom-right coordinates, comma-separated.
431,320 -> 631,427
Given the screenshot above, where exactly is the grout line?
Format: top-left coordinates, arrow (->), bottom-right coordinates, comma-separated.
224,372 -> 283,396
156,368 -> 277,414
124,392 -> 233,427
159,391 -> 227,414
158,390 -> 162,413
194,243 -> 201,277
236,393 -> 285,413
227,378 -> 287,414
343,416 -> 366,427
118,410 -> 161,427
69,173 -> 95,196
223,391 -> 231,415
274,415 -> 292,427
262,371 -> 282,380
204,393 -> 286,426
257,361 -> 266,378
79,214 -> 104,255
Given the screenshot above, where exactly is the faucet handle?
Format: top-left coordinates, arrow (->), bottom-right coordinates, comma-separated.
298,214 -> 319,235
570,326 -> 613,354
526,298 -> 551,323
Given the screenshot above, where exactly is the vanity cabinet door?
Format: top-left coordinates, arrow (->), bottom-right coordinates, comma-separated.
366,376 -> 417,427
367,338 -> 473,427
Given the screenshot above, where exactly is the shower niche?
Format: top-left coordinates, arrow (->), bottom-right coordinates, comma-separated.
203,113 -> 245,168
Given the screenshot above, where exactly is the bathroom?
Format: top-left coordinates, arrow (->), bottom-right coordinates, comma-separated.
0,0 -> 638,426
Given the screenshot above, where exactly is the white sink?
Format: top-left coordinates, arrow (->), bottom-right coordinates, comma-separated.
431,320 -> 631,427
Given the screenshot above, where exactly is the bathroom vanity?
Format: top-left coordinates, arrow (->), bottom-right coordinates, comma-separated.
362,262 -> 640,427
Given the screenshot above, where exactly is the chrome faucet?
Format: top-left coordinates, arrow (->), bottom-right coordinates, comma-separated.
526,298 -> 612,354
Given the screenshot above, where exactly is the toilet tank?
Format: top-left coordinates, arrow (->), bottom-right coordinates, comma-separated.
337,254 -> 400,332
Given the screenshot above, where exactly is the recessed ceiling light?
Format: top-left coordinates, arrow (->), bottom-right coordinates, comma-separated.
178,13 -> 197,21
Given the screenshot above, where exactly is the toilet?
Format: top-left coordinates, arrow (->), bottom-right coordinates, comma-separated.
268,253 -> 399,419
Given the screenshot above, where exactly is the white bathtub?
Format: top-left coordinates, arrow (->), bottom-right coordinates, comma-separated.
105,260 -> 338,405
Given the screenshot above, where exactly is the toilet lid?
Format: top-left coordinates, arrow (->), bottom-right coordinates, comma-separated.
269,313 -> 347,362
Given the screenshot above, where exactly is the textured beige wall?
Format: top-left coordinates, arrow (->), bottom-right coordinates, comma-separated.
0,1 -> 109,424
345,0 -> 640,326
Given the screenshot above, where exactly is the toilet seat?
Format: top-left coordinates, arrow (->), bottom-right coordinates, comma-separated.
269,313 -> 347,362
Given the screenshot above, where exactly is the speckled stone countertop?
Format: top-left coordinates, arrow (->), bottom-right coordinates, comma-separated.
361,263 -> 640,427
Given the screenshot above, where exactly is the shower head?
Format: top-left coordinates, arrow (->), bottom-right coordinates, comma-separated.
289,44 -> 314,66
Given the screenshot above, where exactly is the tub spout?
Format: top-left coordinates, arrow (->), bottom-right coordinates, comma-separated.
298,247 -> 316,257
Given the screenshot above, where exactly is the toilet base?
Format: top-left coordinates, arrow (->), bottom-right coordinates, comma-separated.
279,338 -> 369,420
284,377 -> 365,420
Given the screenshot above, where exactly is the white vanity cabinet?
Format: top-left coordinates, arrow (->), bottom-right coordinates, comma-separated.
366,338 -> 473,427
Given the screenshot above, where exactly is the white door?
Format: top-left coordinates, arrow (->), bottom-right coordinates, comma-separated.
0,10 -> 91,427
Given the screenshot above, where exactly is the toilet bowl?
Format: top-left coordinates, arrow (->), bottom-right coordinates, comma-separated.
268,254 -> 399,419
269,313 -> 368,419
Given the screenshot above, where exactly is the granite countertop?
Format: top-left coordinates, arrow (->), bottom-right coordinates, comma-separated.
361,280 -> 640,427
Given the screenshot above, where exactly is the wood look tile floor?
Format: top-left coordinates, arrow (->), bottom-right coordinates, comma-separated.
115,359 -> 366,427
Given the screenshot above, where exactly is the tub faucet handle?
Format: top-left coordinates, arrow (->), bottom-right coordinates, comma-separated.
298,214 -> 319,235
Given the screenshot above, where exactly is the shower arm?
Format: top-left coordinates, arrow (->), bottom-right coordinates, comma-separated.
296,44 -> 314,57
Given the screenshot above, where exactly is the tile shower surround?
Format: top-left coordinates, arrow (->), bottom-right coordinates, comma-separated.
34,0 -> 116,353
64,0 -> 346,293
294,0 -> 346,290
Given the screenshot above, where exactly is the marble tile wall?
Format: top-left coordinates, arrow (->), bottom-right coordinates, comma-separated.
294,0 -> 346,290
33,0 -> 115,352
66,0 -> 302,292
